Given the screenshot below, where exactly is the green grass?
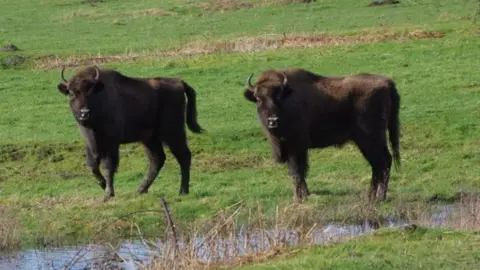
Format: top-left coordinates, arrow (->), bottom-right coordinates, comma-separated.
0,0 -> 480,248
237,227 -> 480,269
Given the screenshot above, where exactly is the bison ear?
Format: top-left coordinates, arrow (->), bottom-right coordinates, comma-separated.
57,83 -> 69,95
244,89 -> 256,103
93,81 -> 104,93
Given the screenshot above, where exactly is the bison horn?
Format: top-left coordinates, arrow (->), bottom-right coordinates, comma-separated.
246,73 -> 254,90
93,66 -> 100,81
281,72 -> 288,86
60,66 -> 68,84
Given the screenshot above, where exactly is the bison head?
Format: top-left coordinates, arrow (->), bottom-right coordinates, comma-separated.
244,72 -> 292,130
57,66 -> 104,125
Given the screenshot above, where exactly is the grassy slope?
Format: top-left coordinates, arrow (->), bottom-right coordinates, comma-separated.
237,227 -> 480,270
0,0 -> 479,246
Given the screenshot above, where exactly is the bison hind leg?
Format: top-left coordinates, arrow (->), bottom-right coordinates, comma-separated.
354,132 -> 391,202
164,131 -> 192,196
138,139 -> 166,195
376,146 -> 393,201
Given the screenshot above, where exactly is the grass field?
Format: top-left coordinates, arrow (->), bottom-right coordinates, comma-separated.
1,0 -> 480,261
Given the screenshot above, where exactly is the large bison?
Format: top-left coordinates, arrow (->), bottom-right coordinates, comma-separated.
57,66 -> 204,200
243,68 -> 400,202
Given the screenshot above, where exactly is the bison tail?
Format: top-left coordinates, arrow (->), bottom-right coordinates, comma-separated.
388,85 -> 401,171
183,82 -> 204,133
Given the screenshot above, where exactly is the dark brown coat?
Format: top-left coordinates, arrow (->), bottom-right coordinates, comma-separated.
57,66 -> 204,200
244,68 -> 400,202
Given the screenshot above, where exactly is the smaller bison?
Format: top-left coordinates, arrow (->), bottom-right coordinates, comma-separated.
243,68 -> 400,202
57,66 -> 204,200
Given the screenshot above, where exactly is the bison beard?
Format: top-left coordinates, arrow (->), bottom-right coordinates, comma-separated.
57,66 -> 204,201
244,68 -> 401,203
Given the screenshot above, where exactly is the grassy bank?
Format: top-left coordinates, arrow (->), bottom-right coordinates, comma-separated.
0,0 -> 479,249
235,227 -> 480,270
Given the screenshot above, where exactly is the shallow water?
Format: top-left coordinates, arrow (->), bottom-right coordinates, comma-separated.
0,205 -> 453,270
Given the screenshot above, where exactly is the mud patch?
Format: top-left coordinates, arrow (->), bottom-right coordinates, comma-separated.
81,0 -> 104,4
34,29 -> 445,70
368,0 -> 400,7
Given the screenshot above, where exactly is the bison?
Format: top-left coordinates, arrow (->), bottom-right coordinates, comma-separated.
57,65 -> 204,200
243,68 -> 400,202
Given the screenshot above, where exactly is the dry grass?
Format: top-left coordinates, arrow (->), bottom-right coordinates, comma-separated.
0,206 -> 21,251
197,0 -> 255,11
438,12 -> 471,22
25,193 -> 480,269
33,29 -> 444,70
129,8 -> 178,17
417,192 -> 480,230
141,196 -> 480,269
195,0 -> 316,12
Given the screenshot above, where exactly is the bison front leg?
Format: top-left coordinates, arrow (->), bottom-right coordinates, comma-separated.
86,146 -> 106,190
287,150 -> 310,202
102,147 -> 119,201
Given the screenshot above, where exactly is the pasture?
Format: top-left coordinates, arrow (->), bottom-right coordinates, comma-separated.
0,0 -> 479,267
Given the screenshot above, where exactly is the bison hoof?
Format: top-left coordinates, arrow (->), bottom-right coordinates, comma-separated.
179,188 -> 189,195
103,192 -> 115,202
293,194 -> 308,203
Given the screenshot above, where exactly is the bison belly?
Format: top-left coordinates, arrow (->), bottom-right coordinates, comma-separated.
308,127 -> 351,149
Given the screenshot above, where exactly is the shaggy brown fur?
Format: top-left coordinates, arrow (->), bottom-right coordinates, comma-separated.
244,68 -> 400,202
57,66 -> 204,200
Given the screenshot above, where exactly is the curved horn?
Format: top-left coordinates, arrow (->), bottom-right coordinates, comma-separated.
93,66 -> 100,80
246,73 -> 254,89
281,72 -> 288,86
60,66 -> 68,84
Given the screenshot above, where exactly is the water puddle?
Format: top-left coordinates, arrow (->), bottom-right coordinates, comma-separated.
0,204 -> 455,270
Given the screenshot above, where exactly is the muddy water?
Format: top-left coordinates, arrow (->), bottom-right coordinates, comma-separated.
0,205 -> 453,270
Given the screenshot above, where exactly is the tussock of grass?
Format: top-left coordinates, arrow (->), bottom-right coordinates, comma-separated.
33,29 -> 444,69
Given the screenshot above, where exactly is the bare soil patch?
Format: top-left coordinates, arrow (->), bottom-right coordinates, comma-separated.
34,29 -> 444,70
368,0 -> 400,7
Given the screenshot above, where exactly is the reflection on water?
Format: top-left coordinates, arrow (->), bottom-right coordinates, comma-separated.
0,205 -> 454,270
